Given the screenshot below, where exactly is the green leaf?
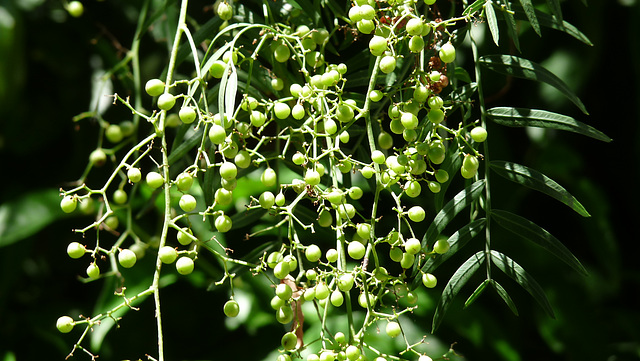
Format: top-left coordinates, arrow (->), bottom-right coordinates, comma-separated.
418,218 -> 487,276
484,1 -> 500,46
501,3 -> 521,52
464,279 -> 490,309
490,280 -> 519,316
492,209 -> 588,276
511,4 -> 591,45
479,55 -> 588,114
432,251 -> 486,332
463,0 -> 486,16
0,189 -> 64,247
490,250 -> 555,318
517,0 -> 541,36
423,179 -> 486,248
487,107 -> 611,142
490,160 -> 590,217
545,0 -> 563,26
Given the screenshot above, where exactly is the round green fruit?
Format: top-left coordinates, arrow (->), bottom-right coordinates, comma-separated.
67,242 -> 86,259
379,56 -> 397,74
113,189 -> 128,205
86,263 -> 100,279
470,126 -> 488,142
177,228 -> 193,246
60,195 -> 77,213
157,93 -> 176,111
404,237 -> 422,255
347,241 -> 366,260
422,272 -> 437,288
281,332 -> 298,351
385,321 -> 401,338
89,149 -> 107,167
215,214 -> 232,232
179,194 -> 197,212
219,162 -> 238,181
223,299 -> 240,317
118,249 -> 137,268
176,256 -> 195,275
159,246 -> 178,264
217,2 -> 233,20
179,106 -> 197,124
439,42 -> 456,63
146,172 -> 164,189
56,316 -> 75,333
127,168 -> 142,183
145,79 -> 165,96
433,238 -> 450,254
305,244 -> 322,262
407,205 -> 426,222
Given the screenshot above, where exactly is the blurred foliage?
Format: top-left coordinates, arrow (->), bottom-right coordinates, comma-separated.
1,0 -> 639,360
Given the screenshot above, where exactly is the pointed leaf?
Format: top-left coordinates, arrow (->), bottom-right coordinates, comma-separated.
0,189 -> 64,247
487,107 -> 611,142
432,251 -> 486,332
545,0 -> 563,26
517,0 -> 541,36
490,250 -> 555,318
463,0 -> 486,16
484,1 -> 500,46
464,279 -> 490,309
423,179 -> 486,248
479,55 -> 588,114
490,160 -> 590,217
511,5 -> 591,45
492,209 -> 588,275
501,4 -> 521,52
490,280 -> 519,316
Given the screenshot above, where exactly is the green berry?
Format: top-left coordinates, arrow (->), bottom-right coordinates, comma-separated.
369,35 -> 388,56
177,228 -> 193,246
209,60 -> 226,78
223,299 -> 240,317
179,106 -> 197,124
433,238 -> 450,254
422,272 -> 437,288
385,321 -> 401,338
379,56 -> 396,74
219,162 -> 237,181
435,169 -> 449,183
208,124 -> 226,144
146,171 -> 164,189
407,205 -> 426,222
127,168 -> 142,183
56,316 -> 75,333
179,194 -> 197,212
259,191 -> 275,209
405,237 -> 422,255
215,214 -> 232,232
261,168 -> 277,187
67,242 -> 86,259
113,189 -> 128,205
305,244 -> 322,262
145,79 -> 165,96
105,124 -> 123,143
470,126 -> 488,142
439,42 -> 456,63
157,93 -> 176,111
176,256 -> 195,275
347,241 -> 366,260
89,149 -> 107,166
118,249 -> 137,268
281,332 -> 298,350
60,195 -> 77,213
217,2 -> 233,20
86,263 -> 100,279
406,18 -> 423,36
159,246 -> 178,264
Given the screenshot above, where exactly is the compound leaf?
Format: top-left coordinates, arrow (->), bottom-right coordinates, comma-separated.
491,250 -> 555,318
479,55 -> 588,114
487,107 -> 611,142
432,251 -> 486,332
492,209 -> 588,276
490,161 -> 590,217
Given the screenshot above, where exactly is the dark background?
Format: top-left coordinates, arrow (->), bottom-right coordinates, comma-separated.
1,0 -> 638,360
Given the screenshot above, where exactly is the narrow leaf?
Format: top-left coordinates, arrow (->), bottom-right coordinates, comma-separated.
492,209 -> 588,276
490,280 -> 519,316
225,63 -> 238,124
511,4 -> 592,45
501,3 -> 521,52
423,179 -> 486,248
484,1 -> 500,46
491,251 -> 555,318
0,189 -> 64,247
479,55 -> 588,114
490,161 -> 590,217
487,107 -> 611,142
545,0 -> 563,26
432,251 -> 486,332
517,0 -> 541,36
463,0 -> 487,16
464,279 -> 490,308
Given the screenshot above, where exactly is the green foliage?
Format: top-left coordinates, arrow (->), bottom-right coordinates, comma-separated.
2,0 -> 638,361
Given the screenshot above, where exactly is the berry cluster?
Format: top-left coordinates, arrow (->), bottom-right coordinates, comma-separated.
57,0 -> 487,360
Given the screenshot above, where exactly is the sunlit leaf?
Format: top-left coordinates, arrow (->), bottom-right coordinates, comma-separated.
484,1 -> 500,46
479,55 -> 588,114
490,250 -> 555,318
464,279 -> 490,309
486,107 -> 611,142
517,0 -> 541,36
501,3 -> 521,52
432,251 -> 486,332
492,209 -> 588,275
490,161 -> 590,217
